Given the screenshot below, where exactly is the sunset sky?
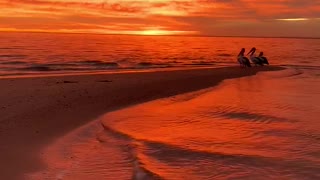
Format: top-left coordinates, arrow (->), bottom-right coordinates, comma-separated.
1,0 -> 319,37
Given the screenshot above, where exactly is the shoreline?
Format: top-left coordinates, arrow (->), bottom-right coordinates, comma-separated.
0,66 -> 227,79
0,66 -> 284,179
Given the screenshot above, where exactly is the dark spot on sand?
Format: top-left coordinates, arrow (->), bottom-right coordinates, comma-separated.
63,80 -> 78,83
56,80 -> 78,84
97,80 -> 112,83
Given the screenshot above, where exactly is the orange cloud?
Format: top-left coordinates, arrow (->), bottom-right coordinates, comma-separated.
0,0 -> 319,37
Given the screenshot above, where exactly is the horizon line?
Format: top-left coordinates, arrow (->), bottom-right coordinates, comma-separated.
1,30 -> 319,40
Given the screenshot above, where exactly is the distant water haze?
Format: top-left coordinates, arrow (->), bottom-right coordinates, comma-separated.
0,32 -> 320,77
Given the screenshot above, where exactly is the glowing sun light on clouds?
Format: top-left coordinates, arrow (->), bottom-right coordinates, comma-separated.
0,0 -> 319,37
276,18 -> 309,21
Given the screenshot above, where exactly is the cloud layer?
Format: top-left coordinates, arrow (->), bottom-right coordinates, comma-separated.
1,0 -> 319,37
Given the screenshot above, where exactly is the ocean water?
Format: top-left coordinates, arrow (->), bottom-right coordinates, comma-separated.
20,33 -> 320,179
1,32 -> 320,77
99,69 -> 320,179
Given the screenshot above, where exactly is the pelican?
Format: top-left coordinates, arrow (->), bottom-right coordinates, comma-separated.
258,52 -> 269,65
247,47 -> 263,66
237,48 -> 251,67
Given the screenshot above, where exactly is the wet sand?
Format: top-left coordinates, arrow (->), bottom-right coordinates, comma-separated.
0,66 -> 283,179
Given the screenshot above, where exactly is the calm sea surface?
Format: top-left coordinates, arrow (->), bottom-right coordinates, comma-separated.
15,33 -> 319,179
1,32 -> 320,76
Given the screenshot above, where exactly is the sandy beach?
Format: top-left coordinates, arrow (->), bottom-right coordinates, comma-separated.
0,66 -> 283,179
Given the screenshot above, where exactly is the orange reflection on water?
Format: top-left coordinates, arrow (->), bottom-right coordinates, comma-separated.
100,69 -> 320,179
103,72 -> 306,158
